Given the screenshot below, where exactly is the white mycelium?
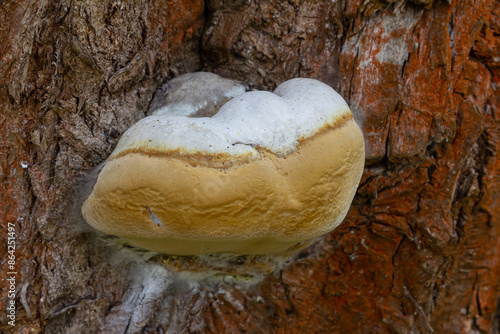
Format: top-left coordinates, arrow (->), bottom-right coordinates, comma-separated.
149,72 -> 247,117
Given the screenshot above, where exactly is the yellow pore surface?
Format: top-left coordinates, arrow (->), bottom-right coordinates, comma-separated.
82,118 -> 365,255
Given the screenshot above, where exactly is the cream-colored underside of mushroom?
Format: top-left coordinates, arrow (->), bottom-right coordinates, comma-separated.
82,118 -> 364,255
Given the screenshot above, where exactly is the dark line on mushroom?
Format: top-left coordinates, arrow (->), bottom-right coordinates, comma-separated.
109,113 -> 354,169
145,206 -> 163,226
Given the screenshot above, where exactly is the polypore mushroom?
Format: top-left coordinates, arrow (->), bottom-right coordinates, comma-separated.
82,73 -> 365,255
148,72 -> 247,118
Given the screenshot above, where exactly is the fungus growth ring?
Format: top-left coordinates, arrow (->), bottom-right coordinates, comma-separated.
82,73 -> 365,256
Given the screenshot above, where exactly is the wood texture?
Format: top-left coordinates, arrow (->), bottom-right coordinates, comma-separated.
0,0 -> 499,333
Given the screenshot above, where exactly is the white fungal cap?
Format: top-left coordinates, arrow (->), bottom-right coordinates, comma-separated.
148,72 -> 247,117
111,78 -> 351,159
82,74 -> 365,256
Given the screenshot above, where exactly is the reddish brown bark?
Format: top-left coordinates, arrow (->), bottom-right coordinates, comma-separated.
1,0 -> 499,333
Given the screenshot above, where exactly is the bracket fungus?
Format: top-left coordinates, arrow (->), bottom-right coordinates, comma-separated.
82,72 -> 365,257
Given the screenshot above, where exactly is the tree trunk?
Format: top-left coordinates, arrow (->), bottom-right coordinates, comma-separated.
1,0 -> 499,333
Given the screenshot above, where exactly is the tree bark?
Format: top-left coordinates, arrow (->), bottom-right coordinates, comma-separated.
1,0 -> 499,333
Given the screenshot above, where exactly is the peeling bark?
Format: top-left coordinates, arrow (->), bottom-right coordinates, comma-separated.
1,0 -> 499,333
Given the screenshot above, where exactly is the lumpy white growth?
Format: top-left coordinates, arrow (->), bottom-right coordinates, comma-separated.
82,72 -> 365,256
149,72 -> 247,117
111,78 -> 350,158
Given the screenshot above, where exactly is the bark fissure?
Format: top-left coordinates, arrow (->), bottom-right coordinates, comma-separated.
1,0 -> 499,333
